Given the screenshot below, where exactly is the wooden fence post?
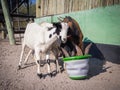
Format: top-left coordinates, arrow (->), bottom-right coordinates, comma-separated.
1,0 -> 15,45
36,0 -> 41,17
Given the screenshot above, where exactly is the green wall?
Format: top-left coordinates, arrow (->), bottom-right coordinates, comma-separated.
35,5 -> 120,46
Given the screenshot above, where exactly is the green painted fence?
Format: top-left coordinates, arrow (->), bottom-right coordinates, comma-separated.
35,5 -> 120,46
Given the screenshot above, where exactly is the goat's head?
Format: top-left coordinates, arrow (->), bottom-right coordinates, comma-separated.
52,22 -> 69,43
58,16 -> 82,40
58,16 -> 75,38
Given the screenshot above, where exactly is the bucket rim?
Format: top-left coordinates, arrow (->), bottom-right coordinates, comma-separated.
63,54 -> 91,61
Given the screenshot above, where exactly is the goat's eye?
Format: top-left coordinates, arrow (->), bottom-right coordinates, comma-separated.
49,34 -> 52,38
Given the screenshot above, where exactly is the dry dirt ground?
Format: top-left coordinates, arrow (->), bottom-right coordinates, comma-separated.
0,36 -> 120,90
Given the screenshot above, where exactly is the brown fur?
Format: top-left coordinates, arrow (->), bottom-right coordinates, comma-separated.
62,16 -> 84,55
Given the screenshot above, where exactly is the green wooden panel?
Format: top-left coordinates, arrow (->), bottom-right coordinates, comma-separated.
35,5 -> 120,46
35,16 -> 52,23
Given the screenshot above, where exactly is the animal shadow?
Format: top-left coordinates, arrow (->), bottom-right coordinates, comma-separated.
17,62 -> 36,70
83,40 -> 109,78
88,58 -> 111,78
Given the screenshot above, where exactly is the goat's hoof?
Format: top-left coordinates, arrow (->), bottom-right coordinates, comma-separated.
48,73 -> 52,77
37,73 -> 42,79
60,67 -> 64,73
17,65 -> 21,70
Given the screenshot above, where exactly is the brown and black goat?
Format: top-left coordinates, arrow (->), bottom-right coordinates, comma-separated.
58,16 -> 84,56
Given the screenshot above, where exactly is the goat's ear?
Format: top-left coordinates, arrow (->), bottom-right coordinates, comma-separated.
52,23 -> 56,27
53,22 -> 61,28
53,22 -> 57,26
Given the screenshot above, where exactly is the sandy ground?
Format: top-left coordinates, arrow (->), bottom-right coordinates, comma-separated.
0,36 -> 120,90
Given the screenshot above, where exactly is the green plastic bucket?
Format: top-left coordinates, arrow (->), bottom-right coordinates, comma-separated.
63,54 -> 91,80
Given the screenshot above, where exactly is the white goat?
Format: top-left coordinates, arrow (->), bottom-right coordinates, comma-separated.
18,22 -> 69,78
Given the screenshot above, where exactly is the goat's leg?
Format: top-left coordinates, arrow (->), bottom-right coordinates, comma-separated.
60,48 -> 70,71
52,49 -> 61,73
46,53 -> 52,77
18,43 -> 25,69
24,49 -> 32,64
34,48 -> 42,78
55,58 -> 61,73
